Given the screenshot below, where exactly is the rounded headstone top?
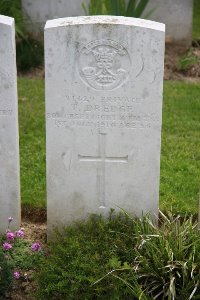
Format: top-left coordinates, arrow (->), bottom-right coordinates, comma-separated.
45,15 -> 165,32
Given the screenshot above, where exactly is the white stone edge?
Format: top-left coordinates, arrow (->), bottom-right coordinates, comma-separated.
0,14 -> 14,26
45,15 -> 165,32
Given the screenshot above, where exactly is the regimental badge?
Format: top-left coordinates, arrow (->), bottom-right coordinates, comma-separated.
78,39 -> 131,90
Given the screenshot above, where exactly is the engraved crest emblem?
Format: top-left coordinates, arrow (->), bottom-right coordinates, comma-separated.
78,40 -> 131,90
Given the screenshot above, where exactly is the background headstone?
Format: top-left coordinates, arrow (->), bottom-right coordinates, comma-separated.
145,0 -> 193,46
45,16 -> 165,233
23,0 -> 192,45
0,15 -> 20,232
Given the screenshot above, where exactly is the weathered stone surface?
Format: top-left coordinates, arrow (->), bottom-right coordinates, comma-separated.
0,15 -> 20,232
45,16 -> 165,233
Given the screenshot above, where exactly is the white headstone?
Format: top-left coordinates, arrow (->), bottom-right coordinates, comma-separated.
0,15 -> 20,232
45,16 -> 165,233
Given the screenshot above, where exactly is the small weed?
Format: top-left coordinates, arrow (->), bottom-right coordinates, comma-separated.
177,49 -> 199,71
0,218 -> 45,298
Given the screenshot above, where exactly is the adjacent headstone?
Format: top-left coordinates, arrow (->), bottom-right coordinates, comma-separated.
45,16 -> 165,233
0,15 -> 20,232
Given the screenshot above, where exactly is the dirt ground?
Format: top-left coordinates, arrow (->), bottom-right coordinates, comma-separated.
164,42 -> 200,82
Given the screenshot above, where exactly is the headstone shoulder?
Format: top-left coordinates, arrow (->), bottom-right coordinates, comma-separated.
45,15 -> 165,32
0,14 -> 14,26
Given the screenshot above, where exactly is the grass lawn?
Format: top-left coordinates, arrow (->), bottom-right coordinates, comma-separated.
18,78 -> 200,214
193,0 -> 200,40
18,78 -> 46,208
161,81 -> 200,214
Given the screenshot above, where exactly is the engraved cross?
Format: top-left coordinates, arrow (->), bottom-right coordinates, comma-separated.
78,132 -> 128,207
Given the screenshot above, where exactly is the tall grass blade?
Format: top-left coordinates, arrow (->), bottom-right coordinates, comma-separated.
91,269 -> 114,286
126,0 -> 136,17
159,210 -> 171,224
134,0 -> 149,18
110,0 -> 120,16
119,0 -> 126,16
189,281 -> 199,299
112,274 -> 150,299
198,190 -> 200,230
94,0 -> 103,15
169,276 -> 176,300
81,3 -> 88,15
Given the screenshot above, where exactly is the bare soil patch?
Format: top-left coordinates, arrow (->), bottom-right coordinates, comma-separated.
164,43 -> 200,82
21,205 -> 46,223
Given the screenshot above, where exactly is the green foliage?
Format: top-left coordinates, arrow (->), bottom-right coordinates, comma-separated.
0,0 -> 43,71
36,212 -> 200,299
82,0 -> 154,18
160,81 -> 200,214
0,247 -> 12,298
193,0 -> 200,40
0,0 -> 25,39
102,212 -> 200,299
36,213 -> 137,299
178,49 -> 200,71
9,239 -> 44,271
16,36 -> 44,71
0,225 -> 44,299
18,78 -> 46,207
